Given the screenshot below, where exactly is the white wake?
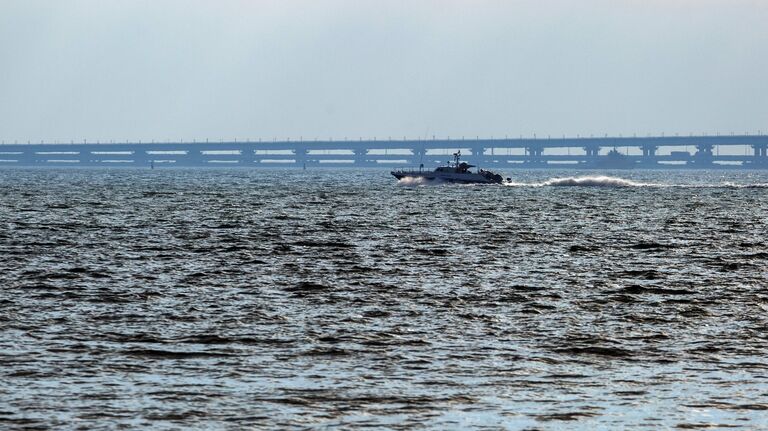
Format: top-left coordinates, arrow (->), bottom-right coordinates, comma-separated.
540,176 -> 649,187
504,175 -> 650,187
503,176 -> 768,188
396,177 -> 443,186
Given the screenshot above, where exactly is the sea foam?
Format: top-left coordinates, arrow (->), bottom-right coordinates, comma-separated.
540,176 -> 649,187
396,177 -> 444,186
504,175 -> 650,187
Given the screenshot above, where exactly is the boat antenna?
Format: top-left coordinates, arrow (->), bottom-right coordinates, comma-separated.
420,128 -> 429,171
419,141 -> 424,172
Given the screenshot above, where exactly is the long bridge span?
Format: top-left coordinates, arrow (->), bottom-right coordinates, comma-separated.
1,135 -> 767,168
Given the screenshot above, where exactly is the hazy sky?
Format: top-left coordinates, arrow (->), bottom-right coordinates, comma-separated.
1,0 -> 766,143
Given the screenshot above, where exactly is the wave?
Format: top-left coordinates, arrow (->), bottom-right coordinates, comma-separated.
541,176 -> 649,187
719,182 -> 768,189
396,177 -> 443,186
394,174 -> 768,189
504,176 -> 768,189
505,176 -> 650,188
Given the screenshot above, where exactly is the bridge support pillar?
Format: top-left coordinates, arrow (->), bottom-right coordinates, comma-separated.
471,146 -> 485,165
526,146 -> 544,166
239,148 -> 254,165
693,144 -> 714,166
186,151 -> 205,166
583,145 -> 600,166
583,145 -> 600,157
79,151 -> 92,165
354,149 -> 368,165
295,147 -> 308,167
18,151 -> 39,165
641,145 -> 657,166
753,144 -> 768,165
132,150 -> 149,167
641,145 -> 657,157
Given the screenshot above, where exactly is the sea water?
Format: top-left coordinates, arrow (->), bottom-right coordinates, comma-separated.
1,168 -> 767,430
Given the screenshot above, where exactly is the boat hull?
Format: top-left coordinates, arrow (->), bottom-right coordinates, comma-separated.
391,171 -> 500,184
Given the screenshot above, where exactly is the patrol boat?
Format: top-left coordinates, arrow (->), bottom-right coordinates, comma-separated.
391,151 -> 505,184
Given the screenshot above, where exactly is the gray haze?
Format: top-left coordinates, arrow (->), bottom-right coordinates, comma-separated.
1,0 -> 767,143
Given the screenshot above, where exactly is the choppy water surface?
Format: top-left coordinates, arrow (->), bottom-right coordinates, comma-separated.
1,168 -> 768,430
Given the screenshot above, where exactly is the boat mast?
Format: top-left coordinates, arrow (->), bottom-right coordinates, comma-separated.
453,151 -> 460,172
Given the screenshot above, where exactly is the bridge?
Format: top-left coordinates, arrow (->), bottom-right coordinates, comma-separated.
1,135 -> 767,168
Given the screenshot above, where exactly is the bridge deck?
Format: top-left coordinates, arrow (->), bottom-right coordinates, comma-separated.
1,135 -> 766,168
